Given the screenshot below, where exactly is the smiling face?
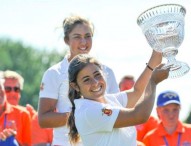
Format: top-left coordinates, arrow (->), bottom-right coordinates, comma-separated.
4,78 -> 21,105
157,103 -> 180,128
72,63 -> 106,102
65,23 -> 93,60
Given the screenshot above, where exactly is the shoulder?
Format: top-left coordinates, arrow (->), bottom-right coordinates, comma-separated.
74,99 -> 103,123
75,99 -> 102,110
105,92 -> 126,100
46,57 -> 68,73
75,98 -> 120,121
182,122 -> 191,130
43,58 -> 69,79
143,127 -> 158,140
11,105 -> 30,116
102,64 -> 114,73
147,116 -> 159,125
144,122 -> 163,138
75,99 -> 109,116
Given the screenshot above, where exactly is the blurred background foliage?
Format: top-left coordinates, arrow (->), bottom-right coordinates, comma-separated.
0,38 -> 66,110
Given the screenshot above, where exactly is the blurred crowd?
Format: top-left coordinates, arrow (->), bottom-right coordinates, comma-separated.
0,70 -> 52,146
0,70 -> 190,146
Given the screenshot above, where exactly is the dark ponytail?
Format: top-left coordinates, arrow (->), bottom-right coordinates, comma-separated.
67,88 -> 81,144
67,54 -> 102,144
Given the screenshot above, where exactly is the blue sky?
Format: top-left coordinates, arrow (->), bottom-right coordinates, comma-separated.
1,0 -> 191,120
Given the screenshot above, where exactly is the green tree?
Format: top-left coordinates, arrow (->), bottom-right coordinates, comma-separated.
184,109 -> 191,124
0,38 -> 66,109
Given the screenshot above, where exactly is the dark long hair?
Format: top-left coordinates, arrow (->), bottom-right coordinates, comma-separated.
67,54 -> 102,144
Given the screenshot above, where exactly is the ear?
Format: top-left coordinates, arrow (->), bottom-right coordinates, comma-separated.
70,82 -> 80,92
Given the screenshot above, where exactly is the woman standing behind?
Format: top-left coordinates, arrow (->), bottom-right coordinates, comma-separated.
67,54 -> 169,146
38,15 -> 119,146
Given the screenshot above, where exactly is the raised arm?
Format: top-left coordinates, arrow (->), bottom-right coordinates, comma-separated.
127,50 -> 162,108
114,64 -> 169,128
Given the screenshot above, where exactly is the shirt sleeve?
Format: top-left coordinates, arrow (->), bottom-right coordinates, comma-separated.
20,110 -> 32,145
115,92 -> 128,107
39,69 -> 60,99
31,114 -> 53,144
83,104 -> 120,133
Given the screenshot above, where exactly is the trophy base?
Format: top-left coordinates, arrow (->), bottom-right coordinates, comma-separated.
163,61 -> 190,78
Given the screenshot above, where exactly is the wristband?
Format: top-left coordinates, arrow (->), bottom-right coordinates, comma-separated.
146,63 -> 154,71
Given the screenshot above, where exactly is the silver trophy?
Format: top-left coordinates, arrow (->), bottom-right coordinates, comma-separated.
137,4 -> 190,78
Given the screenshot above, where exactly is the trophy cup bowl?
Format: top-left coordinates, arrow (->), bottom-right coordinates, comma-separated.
137,4 -> 190,78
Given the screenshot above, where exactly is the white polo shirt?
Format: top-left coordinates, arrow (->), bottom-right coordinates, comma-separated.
74,92 -> 137,146
39,56 -> 120,145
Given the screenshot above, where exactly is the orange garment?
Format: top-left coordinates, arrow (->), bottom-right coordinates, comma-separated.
31,113 -> 53,145
0,102 -> 31,145
136,116 -> 159,141
143,121 -> 191,146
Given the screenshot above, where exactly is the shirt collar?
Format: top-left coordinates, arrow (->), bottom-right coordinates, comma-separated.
158,120 -> 185,136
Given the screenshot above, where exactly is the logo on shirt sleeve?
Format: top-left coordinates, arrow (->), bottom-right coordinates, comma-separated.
102,107 -> 112,116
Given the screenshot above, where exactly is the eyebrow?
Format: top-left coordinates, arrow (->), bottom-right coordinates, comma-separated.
72,34 -> 81,36
72,32 -> 92,36
82,71 -> 100,80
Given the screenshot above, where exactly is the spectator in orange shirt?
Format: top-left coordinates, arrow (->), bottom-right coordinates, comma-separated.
3,70 -> 53,146
143,90 -> 191,146
119,75 -> 135,91
136,116 -> 158,142
119,74 -> 159,143
26,104 -> 53,146
31,112 -> 53,146
0,76 -> 31,145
